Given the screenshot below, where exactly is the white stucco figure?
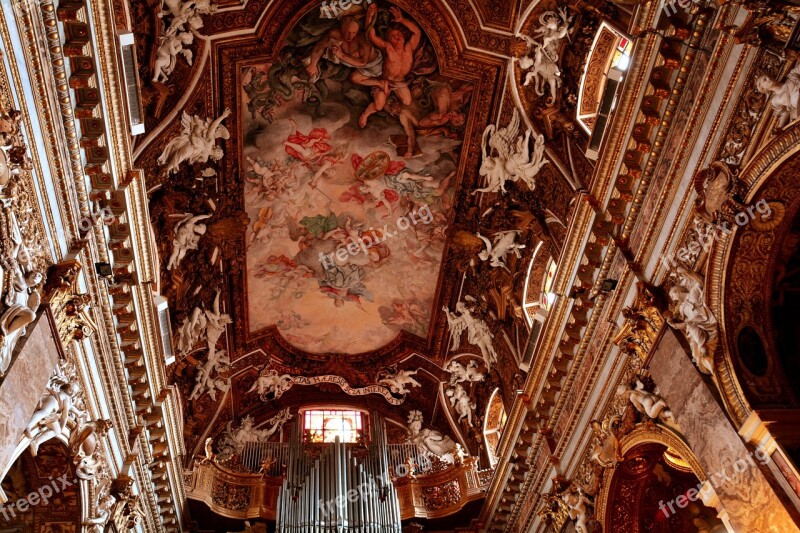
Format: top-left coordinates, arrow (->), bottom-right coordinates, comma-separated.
443,301 -> 498,370
248,368 -> 293,400
25,366 -> 85,457
446,384 -> 475,426
562,486 -> 593,533
188,348 -> 230,401
158,109 -> 231,175
616,380 -> 679,430
217,409 -> 292,461
477,230 -> 526,271
378,369 -> 421,395
518,8 -> 572,105
473,110 -> 549,195
756,63 -> 800,129
152,28 -> 194,83
445,359 -> 485,385
175,289 -> 231,356
158,0 -> 217,33
406,410 -> 459,463
666,265 -> 719,375
167,213 -> 211,270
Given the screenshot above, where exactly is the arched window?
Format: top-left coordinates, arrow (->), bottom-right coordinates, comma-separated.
302,409 -> 364,443
483,389 -> 507,467
577,22 -> 633,159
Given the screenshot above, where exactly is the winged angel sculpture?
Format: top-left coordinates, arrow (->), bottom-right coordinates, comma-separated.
476,230 -> 526,271
158,109 -> 231,175
443,300 -> 498,370
473,109 -> 548,195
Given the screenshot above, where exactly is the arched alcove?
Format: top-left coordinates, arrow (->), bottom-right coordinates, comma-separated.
0,439 -> 82,531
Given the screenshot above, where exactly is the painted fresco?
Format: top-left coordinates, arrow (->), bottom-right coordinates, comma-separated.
241,2 -> 472,354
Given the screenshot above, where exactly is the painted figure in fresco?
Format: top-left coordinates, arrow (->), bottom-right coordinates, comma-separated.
359,4 -> 421,129
305,16 -> 383,87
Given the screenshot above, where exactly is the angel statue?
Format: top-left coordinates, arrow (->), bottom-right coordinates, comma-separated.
216,409 -> 292,462
188,348 -> 230,401
562,485 -> 593,533
247,368 -> 293,400
446,384 -> 475,426
517,8 -> 572,105
589,415 -> 621,469
157,109 -> 231,175
756,63 -> 800,129
405,410 -> 459,463
477,230 -> 526,271
617,380 -> 680,431
445,359 -> 485,385
473,110 -> 548,195
443,300 -> 498,370
378,369 -> 422,395
665,265 -> 718,375
152,27 -> 194,83
167,213 -> 211,270
25,366 -> 85,456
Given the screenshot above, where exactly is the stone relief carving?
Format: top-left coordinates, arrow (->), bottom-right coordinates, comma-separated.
693,161 -> 746,224
446,383 -> 475,426
157,109 -> 231,175
377,368 -> 421,395
665,265 -> 719,375
216,409 -> 292,462
443,299 -> 498,370
405,410 -> 459,464
616,380 -> 680,431
476,230 -> 526,271
473,109 -> 549,195
517,8 -> 572,106
756,63 -> 800,129
445,359 -> 485,386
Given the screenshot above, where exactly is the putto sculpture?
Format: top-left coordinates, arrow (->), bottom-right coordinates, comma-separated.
378,368 -> 421,395
167,213 -> 211,270
517,8 -> 573,105
248,368 -> 293,400
446,384 -> 475,426
445,359 -> 485,385
617,380 -> 680,431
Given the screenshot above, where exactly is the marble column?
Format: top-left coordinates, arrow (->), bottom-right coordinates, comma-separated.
649,328 -> 799,533
0,311 -> 60,487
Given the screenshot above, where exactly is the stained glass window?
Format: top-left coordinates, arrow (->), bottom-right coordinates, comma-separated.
302,409 -> 363,443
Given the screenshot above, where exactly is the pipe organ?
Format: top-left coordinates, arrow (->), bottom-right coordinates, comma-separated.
276,413 -> 402,532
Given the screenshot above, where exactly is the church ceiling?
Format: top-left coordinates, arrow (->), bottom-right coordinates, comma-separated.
129,0 -> 595,495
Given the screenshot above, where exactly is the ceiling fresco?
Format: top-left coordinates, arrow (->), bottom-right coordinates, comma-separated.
239,6 -> 472,354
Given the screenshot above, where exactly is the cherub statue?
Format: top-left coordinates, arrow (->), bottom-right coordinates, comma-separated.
405,410 -> 459,463
617,380 -> 680,431
445,359 -> 485,385
446,384 -> 475,426
188,348 -> 230,401
756,63 -> 800,129
152,27 -> 194,83
378,368 -> 421,395
589,415 -> 621,468
443,300 -> 498,370
247,368 -> 293,400
476,230 -> 526,271
167,213 -> 211,270
665,265 -> 718,375
158,0 -> 217,33
157,109 -> 231,175
25,366 -> 85,456
562,485 -> 593,533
